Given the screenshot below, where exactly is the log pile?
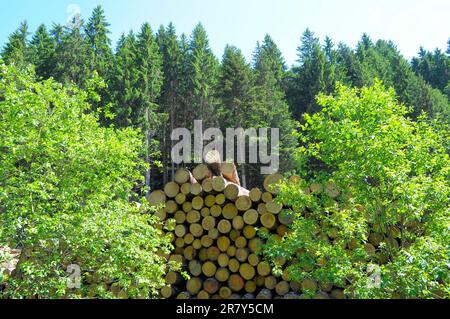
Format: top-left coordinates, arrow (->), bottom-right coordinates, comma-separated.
148,155 -> 348,299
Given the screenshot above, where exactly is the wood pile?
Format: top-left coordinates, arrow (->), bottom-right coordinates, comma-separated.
148,152 -> 348,299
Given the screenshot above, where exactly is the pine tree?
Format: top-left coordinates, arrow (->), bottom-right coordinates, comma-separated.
1,21 -> 31,68
84,5 -> 113,79
29,24 -> 54,78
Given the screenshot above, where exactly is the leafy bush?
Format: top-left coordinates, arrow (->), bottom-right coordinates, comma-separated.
0,63 -> 173,298
263,81 -> 449,299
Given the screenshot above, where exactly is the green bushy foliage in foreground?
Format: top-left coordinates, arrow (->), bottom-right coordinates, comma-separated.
263,82 -> 449,299
0,63 -> 173,298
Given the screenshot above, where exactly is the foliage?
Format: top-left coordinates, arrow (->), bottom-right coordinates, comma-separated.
263,82 -> 450,299
0,63 -> 174,299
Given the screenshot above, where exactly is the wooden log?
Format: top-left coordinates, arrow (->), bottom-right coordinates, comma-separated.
165,271 -> 182,285
301,279 -> 318,293
148,190 -> 166,206
256,289 -> 272,299
215,267 -> 230,282
236,195 -> 252,211
331,289 -> 345,299
200,207 -> 210,218
261,213 -> 276,229
202,216 -> 216,231
369,232 -> 383,247
235,248 -> 249,263
266,201 -> 282,214
155,209 -> 167,221
207,246 -> 221,261
193,164 -> 212,182
229,229 -> 240,241
229,293 -> 242,299
174,168 -> 193,185
239,263 -> 256,280
227,245 -> 237,257
219,286 -> 232,299
208,228 -> 219,240
192,196 -> 204,210
248,238 -> 262,253
243,226 -> 256,239
263,173 -> 282,194
203,278 -> 220,294
278,210 -> 294,226
218,219 -> 232,234
202,178 -> 213,193
221,162 -> 240,185
245,281 -> 257,293
243,293 -> 256,299
202,261 -> 217,277
180,183 -> 191,195
248,253 -> 260,267
364,243 -> 376,256
174,225 -> 187,238
212,176 -> 227,192
175,193 -> 186,205
184,233 -> 194,245
175,237 -> 185,248
309,182 -> 323,194
211,294 -> 221,299
210,205 -> 222,217
188,260 -> 202,277
161,285 -> 177,298
197,290 -> 210,299
164,182 -> 180,198
186,277 -> 203,295
198,248 -> 208,261
189,223 -> 204,237
217,236 -> 231,252
215,194 -> 226,205
182,201 -> 192,213
228,258 -> 240,273
257,203 -> 268,215
243,209 -> 259,225
190,183 -> 202,196
235,236 -> 247,249
232,216 -> 245,230
205,195 -> 216,207
277,225 -> 288,236
169,254 -> 184,264
314,292 -> 330,299
284,292 -> 301,299
201,235 -> 214,248
224,183 -> 249,201
324,181 -> 340,198
177,291 -> 191,299
228,274 -> 245,292
249,188 -> 262,202
186,210 -> 201,224
223,203 -> 238,220
264,275 -> 277,290
165,200 -> 178,214
261,193 -> 273,205
218,253 -> 230,267
192,239 -> 202,250
276,281 -> 290,296
257,261 -> 271,277
183,246 -> 197,261
255,275 -> 265,287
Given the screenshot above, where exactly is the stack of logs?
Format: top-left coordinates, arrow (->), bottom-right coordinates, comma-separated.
148,154 -> 343,299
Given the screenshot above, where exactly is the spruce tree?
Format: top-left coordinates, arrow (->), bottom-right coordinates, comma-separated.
1,21 -> 31,68
29,24 -> 54,78
84,5 -> 113,79
186,23 -> 219,129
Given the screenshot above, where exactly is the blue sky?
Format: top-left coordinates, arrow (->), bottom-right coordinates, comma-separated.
1,0 -> 449,66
